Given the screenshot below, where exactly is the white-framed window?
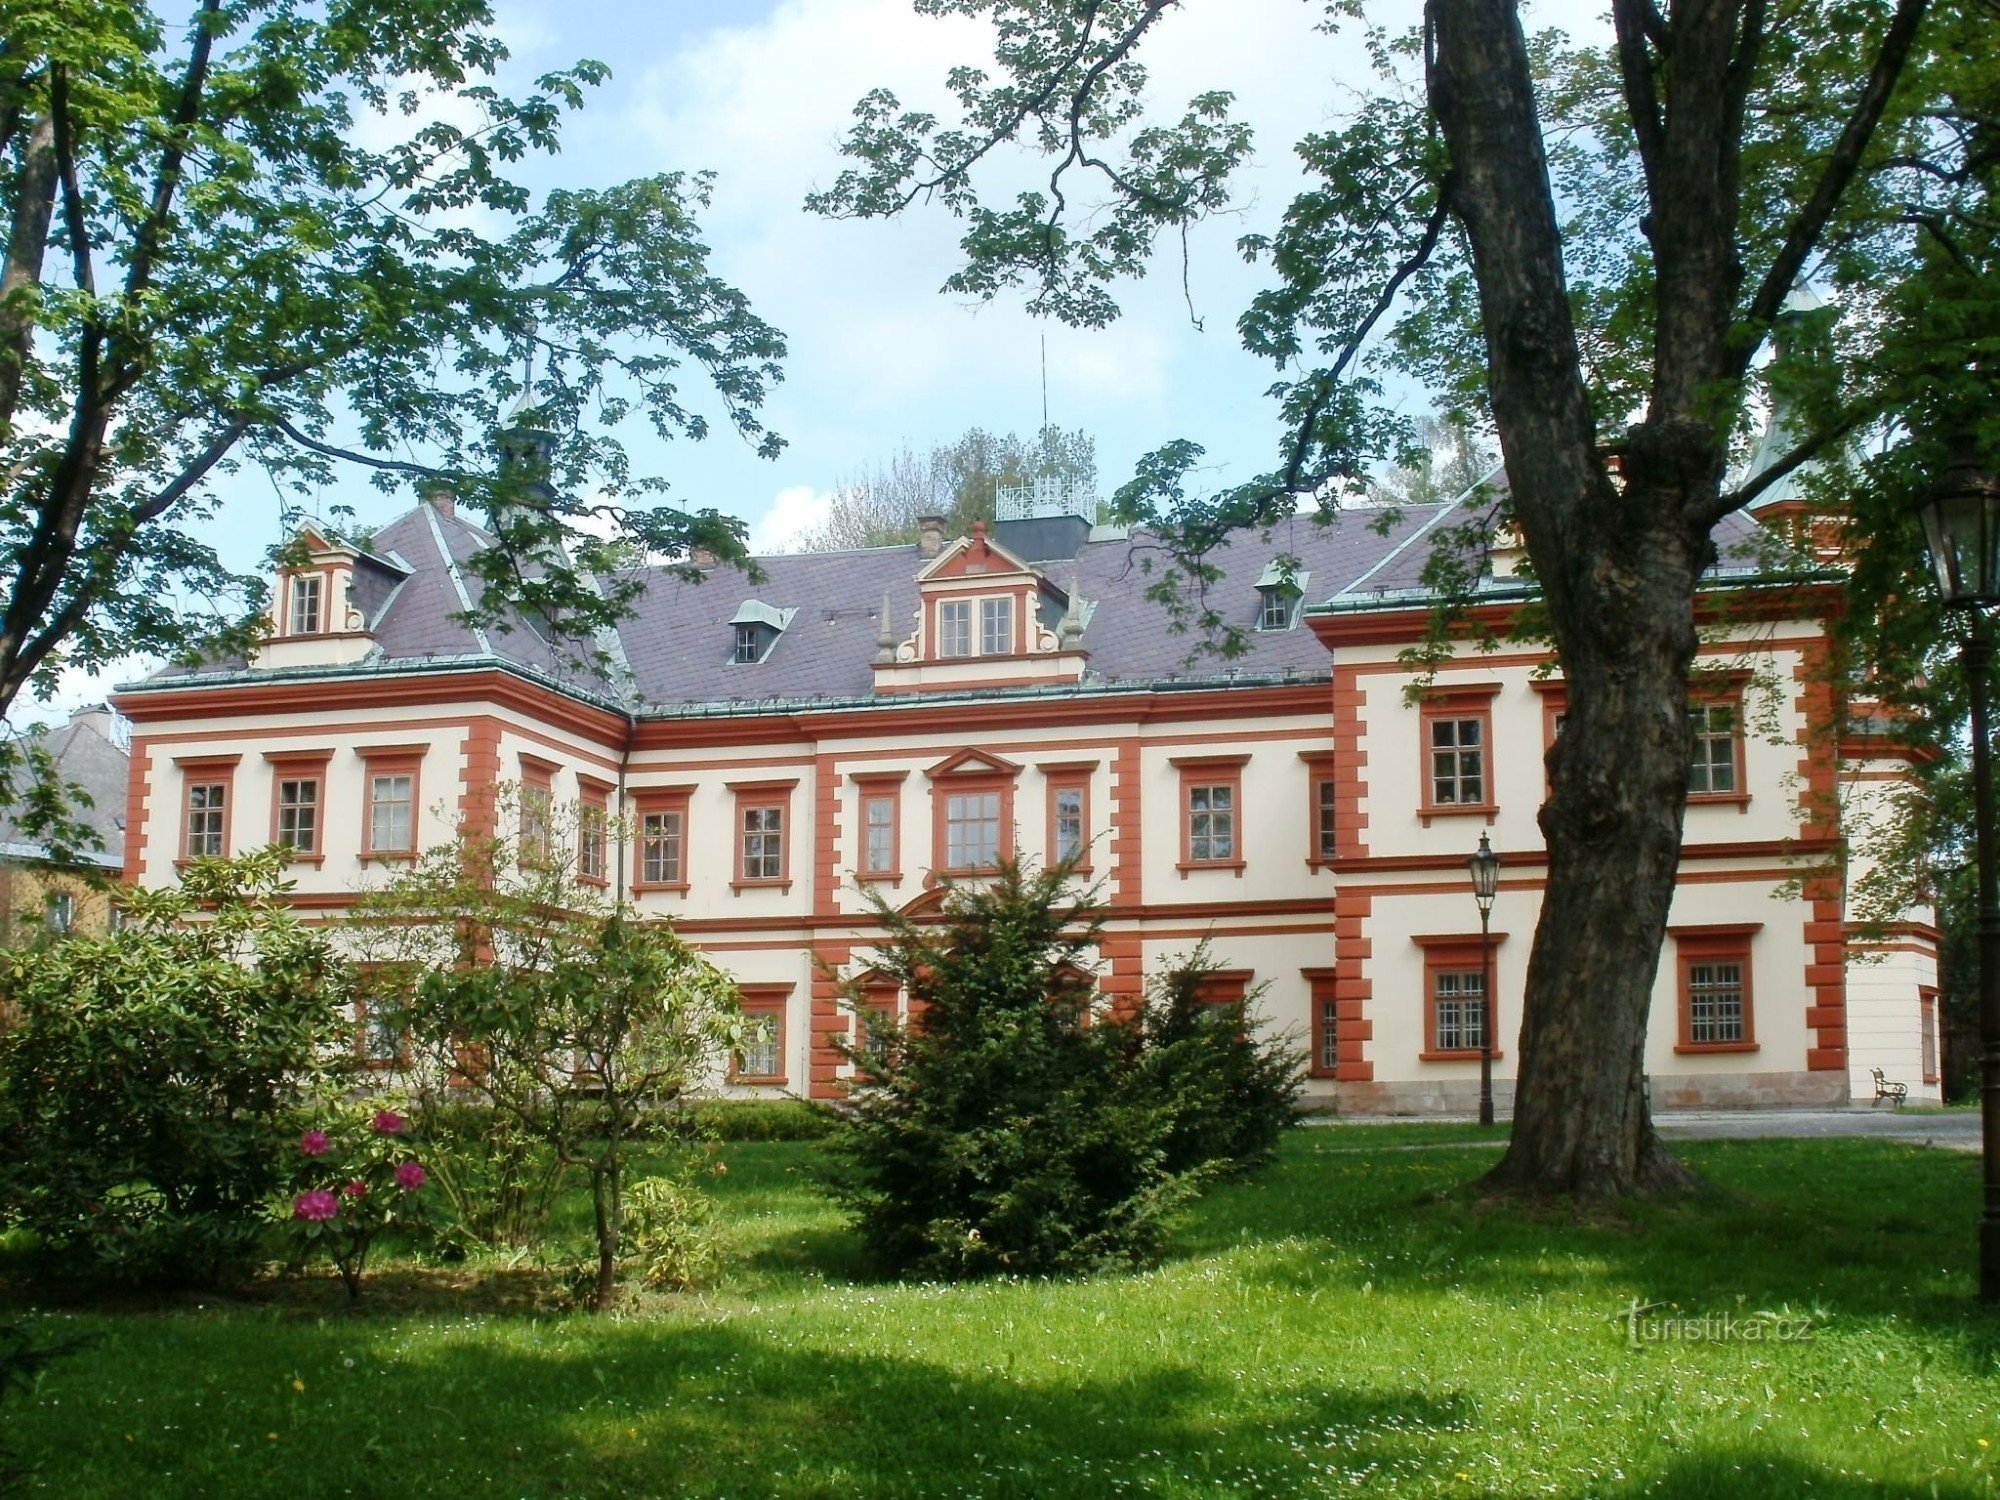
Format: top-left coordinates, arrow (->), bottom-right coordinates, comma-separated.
738,1011 -> 780,1078
980,596 -> 1014,656
1433,969 -> 1488,1052
945,790 -> 1002,870
734,622 -> 763,664
1429,717 -> 1485,806
864,794 -> 896,874
289,574 -> 323,635
1688,702 -> 1738,795
45,890 -> 75,934
368,773 -> 414,854
642,808 -> 683,885
185,783 -> 227,857
277,778 -> 319,854
741,804 -> 784,881
1187,782 -> 1235,863
938,599 -> 973,657
1257,588 -> 1296,631
578,802 -> 608,881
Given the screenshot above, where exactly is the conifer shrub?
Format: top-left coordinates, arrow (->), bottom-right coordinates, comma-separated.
832,861 -> 1302,1279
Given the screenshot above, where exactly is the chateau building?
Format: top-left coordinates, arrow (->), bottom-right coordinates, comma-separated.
110,475 -> 1943,1111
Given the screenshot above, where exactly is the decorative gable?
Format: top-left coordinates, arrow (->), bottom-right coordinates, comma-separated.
874,522 -> 1088,694
255,526 -> 403,671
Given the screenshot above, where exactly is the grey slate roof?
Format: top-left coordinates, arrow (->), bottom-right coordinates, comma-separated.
0,711 -> 129,869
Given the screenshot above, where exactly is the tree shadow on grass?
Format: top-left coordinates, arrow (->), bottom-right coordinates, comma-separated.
1183,1133 -> 2000,1373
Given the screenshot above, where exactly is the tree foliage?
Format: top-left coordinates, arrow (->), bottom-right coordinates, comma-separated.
354,800 -> 742,1311
810,0 -> 1997,1198
790,422 -> 1096,550
0,849 -> 353,1286
0,1 -> 786,716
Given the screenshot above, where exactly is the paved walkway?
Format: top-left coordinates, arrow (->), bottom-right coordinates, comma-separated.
1316,1108 -> 1980,1151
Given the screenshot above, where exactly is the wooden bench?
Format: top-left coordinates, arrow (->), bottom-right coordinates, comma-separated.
1871,1067 -> 1909,1109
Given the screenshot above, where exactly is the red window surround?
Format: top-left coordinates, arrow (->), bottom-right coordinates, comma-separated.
1412,931 -> 1509,1061
1299,750 -> 1339,870
631,784 -> 694,894
576,773 -> 612,887
1920,986 -> 1940,1085
175,753 -> 241,865
1418,683 -> 1501,826
1171,753 -> 1249,877
731,982 -> 794,1084
1303,967 -> 1339,1078
356,743 -> 426,862
729,778 -> 798,893
1040,759 -> 1097,874
850,769 -> 908,883
264,748 -> 333,864
1669,923 -> 1761,1054
1686,672 -> 1754,810
925,749 -> 1022,879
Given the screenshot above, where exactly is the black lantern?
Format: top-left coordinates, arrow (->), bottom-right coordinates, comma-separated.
1911,437 -> 2000,1302
1468,832 -> 1500,1126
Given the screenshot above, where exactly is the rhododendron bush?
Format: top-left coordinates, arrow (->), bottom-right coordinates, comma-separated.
282,1102 -> 432,1298
0,852 -> 353,1287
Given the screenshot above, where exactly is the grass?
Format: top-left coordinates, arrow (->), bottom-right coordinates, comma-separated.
5,1130 -> 1999,1498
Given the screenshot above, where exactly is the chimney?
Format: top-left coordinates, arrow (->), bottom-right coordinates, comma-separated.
68,703 -> 119,740
690,543 -> 718,569
421,481 -> 456,519
918,515 -> 946,558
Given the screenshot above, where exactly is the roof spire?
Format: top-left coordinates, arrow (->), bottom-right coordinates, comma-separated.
875,591 -> 896,664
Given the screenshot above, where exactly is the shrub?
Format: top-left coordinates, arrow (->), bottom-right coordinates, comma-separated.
0,853 -> 352,1287
404,1103 -> 561,1252
281,1102 -> 434,1298
678,1099 -> 839,1142
832,860 -> 1203,1280
623,1173 -> 720,1290
1136,944 -> 1304,1176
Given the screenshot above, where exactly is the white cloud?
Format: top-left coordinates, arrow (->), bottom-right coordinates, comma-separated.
748,484 -> 837,553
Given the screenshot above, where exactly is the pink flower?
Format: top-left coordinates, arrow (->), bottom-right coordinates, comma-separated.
292,1189 -> 338,1222
371,1110 -> 406,1135
394,1160 -> 427,1192
341,1179 -> 368,1199
299,1130 -> 329,1157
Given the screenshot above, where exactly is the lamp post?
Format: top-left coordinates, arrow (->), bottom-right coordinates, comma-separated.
1469,831 -> 1501,1127
1911,440 -> 2000,1302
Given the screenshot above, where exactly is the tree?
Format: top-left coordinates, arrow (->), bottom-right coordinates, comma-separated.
792,422 -> 1097,550
355,799 -> 742,1312
1367,414 -> 1497,509
0,1 -> 785,721
808,0 -> 1995,1197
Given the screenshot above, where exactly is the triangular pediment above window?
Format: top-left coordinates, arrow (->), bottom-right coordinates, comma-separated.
915,521 -> 1039,583
923,747 -> 1023,781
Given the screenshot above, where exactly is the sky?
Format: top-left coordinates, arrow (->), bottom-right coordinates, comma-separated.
22,0 -> 1612,725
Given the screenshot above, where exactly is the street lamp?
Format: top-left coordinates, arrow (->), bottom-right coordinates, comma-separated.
1911,439 -> 2000,1302
1468,831 -> 1501,1127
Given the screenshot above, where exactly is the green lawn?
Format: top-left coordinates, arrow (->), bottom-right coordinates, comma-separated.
6,1131 -> 1999,1498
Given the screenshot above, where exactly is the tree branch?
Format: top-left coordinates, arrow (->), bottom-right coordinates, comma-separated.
1700,405 -> 1870,526
1611,0 -> 1666,197
49,65 -> 94,296
1735,0 -> 1929,365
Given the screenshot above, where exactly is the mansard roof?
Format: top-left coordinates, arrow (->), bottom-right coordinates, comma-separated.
127,471 -> 1794,716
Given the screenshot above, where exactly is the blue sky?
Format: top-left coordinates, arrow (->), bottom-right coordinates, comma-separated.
29,0 -> 1610,721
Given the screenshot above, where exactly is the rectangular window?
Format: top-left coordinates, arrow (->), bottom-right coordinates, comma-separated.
1685,960 -> 1745,1044
1188,784 -> 1235,862
1921,988 -> 1939,1084
367,773 -> 414,855
733,986 -> 792,1083
356,996 -> 404,1068
642,809 -> 683,885
741,804 -> 784,881
276,778 -> 320,855
1429,718 -> 1484,806
520,784 -> 553,864
938,598 -> 973,657
45,890 -> 75,935
1688,700 -> 1740,796
1672,925 -> 1759,1053
578,800 -> 608,882
1304,969 -> 1340,1077
1316,775 -> 1337,862
1258,589 -> 1294,631
945,790 -> 1002,870
734,623 -> 762,664
1433,969 -> 1488,1052
1053,784 -> 1085,864
980,596 -> 1014,656
185,782 -> 227,858
289,574 -> 323,635
864,794 -> 897,875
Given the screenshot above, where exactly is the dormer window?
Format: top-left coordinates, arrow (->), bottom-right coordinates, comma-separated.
1254,562 -> 1309,632
981,597 -> 1014,655
728,600 -> 797,665
288,574 -> 323,635
939,599 -> 973,657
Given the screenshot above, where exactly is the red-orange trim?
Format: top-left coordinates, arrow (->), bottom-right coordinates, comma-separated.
730,780 -> 796,893
1303,967 -> 1340,1078
632,785 -> 693,894
1418,685 -> 1499,827
730,982 -> 795,1084
1046,768 -> 1093,874
1671,924 -> 1762,1055
1175,756 -> 1246,878
358,744 -> 424,863
174,753 -> 239,865
1415,931 -> 1507,1061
